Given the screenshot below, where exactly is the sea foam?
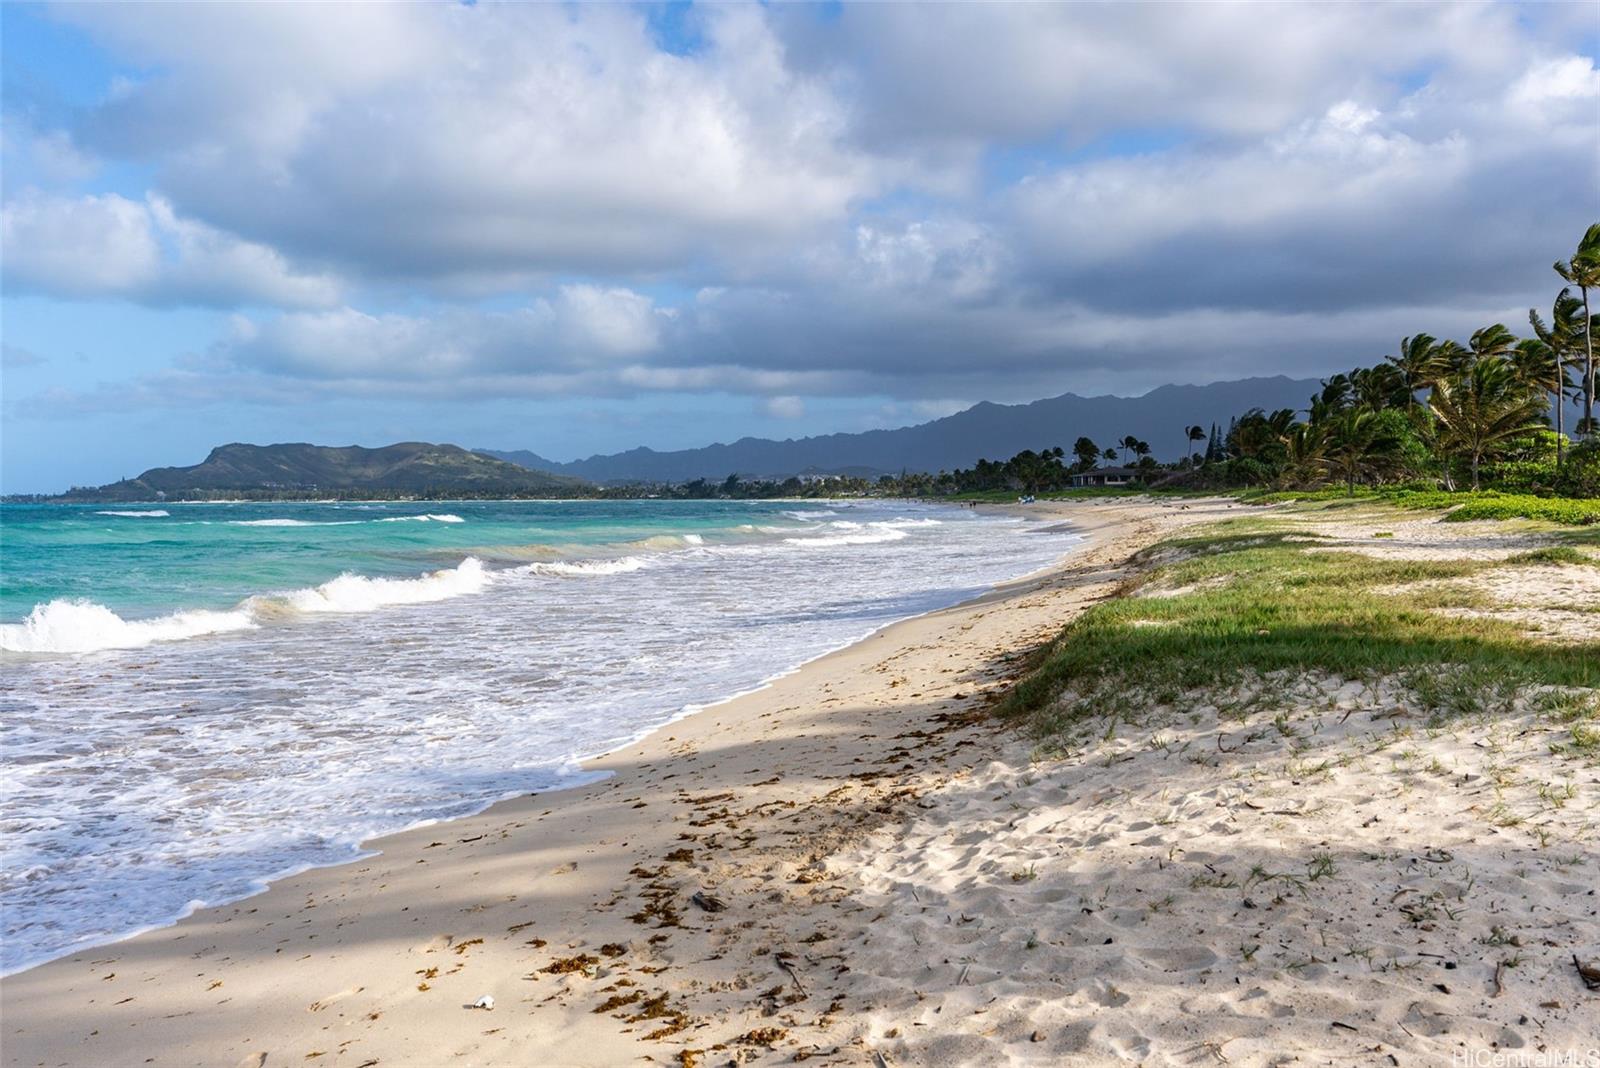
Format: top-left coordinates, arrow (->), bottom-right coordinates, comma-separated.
2,558 -> 490,653
273,558 -> 489,613
0,600 -> 257,653
95,510 -> 170,518
524,557 -> 649,577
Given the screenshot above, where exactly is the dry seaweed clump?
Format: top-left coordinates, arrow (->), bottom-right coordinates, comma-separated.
736,1027 -> 788,1046
625,992 -> 690,1040
541,953 -> 600,975
592,990 -> 645,1014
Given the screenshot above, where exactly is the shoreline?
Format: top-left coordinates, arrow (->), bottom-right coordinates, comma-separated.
1,496 -> 1198,1066
0,499 -> 1095,975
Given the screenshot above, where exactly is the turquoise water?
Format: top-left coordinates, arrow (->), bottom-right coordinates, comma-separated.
0,499 -> 1081,973
1,500 -> 794,624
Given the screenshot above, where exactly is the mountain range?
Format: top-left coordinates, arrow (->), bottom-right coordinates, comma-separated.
39,376 -> 1330,499
483,375 -> 1324,482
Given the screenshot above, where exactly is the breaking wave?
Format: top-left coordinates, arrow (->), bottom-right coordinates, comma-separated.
0,601 -> 256,654
95,510 -> 169,518
2,559 -> 489,654
377,514 -> 466,524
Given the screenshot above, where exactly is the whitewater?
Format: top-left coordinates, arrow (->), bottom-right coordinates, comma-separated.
0,499 -> 1080,973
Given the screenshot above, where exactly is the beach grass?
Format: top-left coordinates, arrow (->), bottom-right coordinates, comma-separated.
1240,487 -> 1600,526
1000,504 -> 1600,740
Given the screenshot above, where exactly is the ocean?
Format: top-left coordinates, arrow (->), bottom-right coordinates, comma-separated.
0,498 -> 1079,974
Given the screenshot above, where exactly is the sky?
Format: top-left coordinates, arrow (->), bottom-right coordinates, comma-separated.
1,2 -> 1597,493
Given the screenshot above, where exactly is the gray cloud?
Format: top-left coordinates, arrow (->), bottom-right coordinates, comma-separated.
7,1 -> 1597,415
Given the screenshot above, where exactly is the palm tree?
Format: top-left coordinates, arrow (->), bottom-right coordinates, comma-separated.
1118,435 -> 1141,459
1428,358 -> 1547,490
1431,339 -> 1470,378
1101,447 -> 1118,465
1311,374 -> 1352,422
1351,363 -> 1406,410
1184,425 -> 1206,466
1554,222 -> 1600,438
1279,421 -> 1329,489
1528,289 -> 1583,465
1385,333 -> 1439,403
1467,324 -> 1518,366
1325,408 -> 1397,494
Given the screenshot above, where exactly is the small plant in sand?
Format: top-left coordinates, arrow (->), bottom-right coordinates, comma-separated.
1306,852 -> 1338,881
1009,863 -> 1039,883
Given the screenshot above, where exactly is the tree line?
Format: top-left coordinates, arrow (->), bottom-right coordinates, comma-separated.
886,223 -> 1600,500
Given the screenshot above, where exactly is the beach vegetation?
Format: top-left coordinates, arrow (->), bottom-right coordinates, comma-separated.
1000,505 -> 1600,747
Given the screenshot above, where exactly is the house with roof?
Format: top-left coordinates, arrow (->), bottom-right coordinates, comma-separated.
1068,466 -> 1145,488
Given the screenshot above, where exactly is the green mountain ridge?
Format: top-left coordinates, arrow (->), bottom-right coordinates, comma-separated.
50,442 -> 586,501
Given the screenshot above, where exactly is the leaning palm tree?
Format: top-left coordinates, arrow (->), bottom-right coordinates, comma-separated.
1528,289 -> 1583,465
1184,425 -> 1206,465
1351,363 -> 1406,410
1278,421 -> 1329,489
1324,407 -> 1397,495
1467,323 -> 1518,365
1428,358 -> 1548,490
1510,337 -> 1560,463
1385,333 -> 1440,403
1431,339 -> 1470,378
1554,222 -> 1600,438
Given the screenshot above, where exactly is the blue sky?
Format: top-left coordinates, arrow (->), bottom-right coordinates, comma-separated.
2,1 -> 1596,492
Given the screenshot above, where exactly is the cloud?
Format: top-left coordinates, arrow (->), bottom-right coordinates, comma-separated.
0,191 -> 341,307
56,3 -> 875,286
763,395 -> 806,420
218,284 -> 671,385
2,342 -> 47,368
5,2 -> 1595,426
774,2 -> 1535,152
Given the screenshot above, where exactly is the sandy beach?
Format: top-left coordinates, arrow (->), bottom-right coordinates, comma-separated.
4,496 -> 1596,1068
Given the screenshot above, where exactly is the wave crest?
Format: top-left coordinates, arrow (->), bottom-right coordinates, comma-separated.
95,510 -> 169,518
0,601 -> 256,654
4,559 -> 490,653
271,558 -> 488,614
377,513 -> 466,524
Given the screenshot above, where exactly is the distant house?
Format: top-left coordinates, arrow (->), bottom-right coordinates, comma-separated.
1069,466 -> 1144,488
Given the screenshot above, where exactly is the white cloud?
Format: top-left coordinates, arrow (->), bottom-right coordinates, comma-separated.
225,285 -> 670,383
775,2 -> 1533,152
1,191 -> 340,307
763,395 -> 806,420
59,3 -> 874,285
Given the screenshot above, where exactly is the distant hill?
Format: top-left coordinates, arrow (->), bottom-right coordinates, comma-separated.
485,376 -> 1323,483
57,442 -> 586,501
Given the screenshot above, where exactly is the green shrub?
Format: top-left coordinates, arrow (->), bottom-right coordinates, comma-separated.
1444,494 -> 1600,525
1554,442 -> 1600,499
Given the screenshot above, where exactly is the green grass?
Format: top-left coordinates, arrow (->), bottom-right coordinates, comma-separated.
944,486 -> 1216,502
1241,487 -> 1599,526
999,509 -> 1599,737
1506,546 -> 1591,565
